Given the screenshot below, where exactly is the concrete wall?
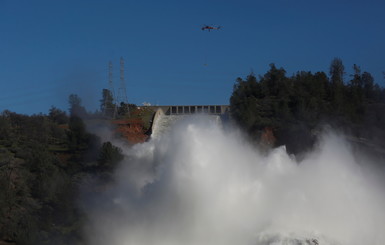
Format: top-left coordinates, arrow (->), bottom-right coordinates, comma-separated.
143,105 -> 229,116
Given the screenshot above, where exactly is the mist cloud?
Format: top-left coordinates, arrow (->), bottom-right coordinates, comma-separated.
82,116 -> 385,245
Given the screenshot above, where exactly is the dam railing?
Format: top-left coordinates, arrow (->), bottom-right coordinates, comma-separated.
143,105 -> 229,116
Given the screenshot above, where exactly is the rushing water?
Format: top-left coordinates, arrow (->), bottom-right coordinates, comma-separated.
151,114 -> 185,139
151,113 -> 221,139
84,116 -> 385,245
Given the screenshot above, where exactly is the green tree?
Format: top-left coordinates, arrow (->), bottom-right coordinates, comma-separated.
262,63 -> 288,97
362,71 -> 375,100
49,106 -> 69,124
329,57 -> 345,85
116,103 -> 137,117
67,116 -> 88,151
68,94 -> 87,117
100,89 -> 116,118
329,58 -> 346,113
98,142 -> 124,170
0,111 -> 12,143
230,74 -> 261,132
347,64 -> 365,121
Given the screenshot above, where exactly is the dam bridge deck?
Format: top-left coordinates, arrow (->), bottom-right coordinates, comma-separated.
143,105 -> 229,115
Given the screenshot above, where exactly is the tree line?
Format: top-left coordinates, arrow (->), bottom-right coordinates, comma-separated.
230,58 -> 385,153
0,94 -> 124,245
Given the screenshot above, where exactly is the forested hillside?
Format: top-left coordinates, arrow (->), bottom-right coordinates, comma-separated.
230,58 -> 385,154
0,96 -> 123,245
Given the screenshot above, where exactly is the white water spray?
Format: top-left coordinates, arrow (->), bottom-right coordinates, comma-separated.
84,116 -> 385,245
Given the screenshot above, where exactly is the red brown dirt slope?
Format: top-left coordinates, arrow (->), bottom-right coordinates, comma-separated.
112,118 -> 149,144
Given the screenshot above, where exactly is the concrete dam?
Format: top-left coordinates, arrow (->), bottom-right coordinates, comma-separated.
149,105 -> 228,139
144,105 -> 229,116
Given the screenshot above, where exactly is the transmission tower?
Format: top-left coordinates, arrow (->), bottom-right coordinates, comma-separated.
103,61 -> 117,118
117,57 -> 129,115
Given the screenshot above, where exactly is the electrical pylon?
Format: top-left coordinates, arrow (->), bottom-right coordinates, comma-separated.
117,57 -> 129,116
103,61 -> 117,118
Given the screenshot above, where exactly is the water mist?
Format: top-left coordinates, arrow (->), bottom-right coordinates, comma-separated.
83,116 -> 385,245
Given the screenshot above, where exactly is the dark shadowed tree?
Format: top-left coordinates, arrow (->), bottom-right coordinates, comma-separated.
67,116 -> 89,151
49,106 -> 69,124
98,142 -> 124,170
68,94 -> 87,117
329,57 -> 345,85
362,71 -> 375,100
329,58 -> 346,113
117,102 -> 129,117
100,89 -> 116,118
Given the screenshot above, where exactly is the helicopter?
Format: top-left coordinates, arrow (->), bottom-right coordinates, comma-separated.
201,25 -> 221,31
200,24 -> 222,66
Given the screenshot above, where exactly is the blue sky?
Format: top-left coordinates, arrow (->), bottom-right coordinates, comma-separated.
1,0 -> 385,115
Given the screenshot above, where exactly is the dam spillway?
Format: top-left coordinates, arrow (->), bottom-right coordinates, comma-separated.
150,108 -> 223,139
